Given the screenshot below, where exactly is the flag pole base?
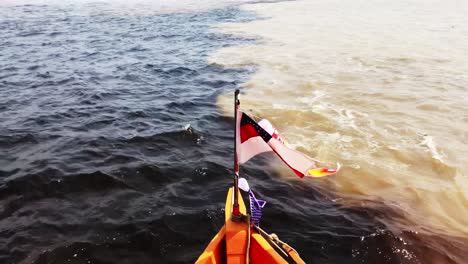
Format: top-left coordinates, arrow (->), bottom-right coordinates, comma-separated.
232,206 -> 242,222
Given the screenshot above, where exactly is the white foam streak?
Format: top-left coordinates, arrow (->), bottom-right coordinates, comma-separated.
420,135 -> 445,162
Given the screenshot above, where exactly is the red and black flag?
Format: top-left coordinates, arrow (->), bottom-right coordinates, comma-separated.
236,110 -> 340,178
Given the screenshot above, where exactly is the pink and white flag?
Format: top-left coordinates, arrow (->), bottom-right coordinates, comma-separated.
236,110 -> 340,178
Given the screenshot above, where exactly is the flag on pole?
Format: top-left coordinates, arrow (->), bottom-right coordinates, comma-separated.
239,178 -> 266,226
236,110 -> 340,178
235,109 -> 271,164
249,190 -> 266,226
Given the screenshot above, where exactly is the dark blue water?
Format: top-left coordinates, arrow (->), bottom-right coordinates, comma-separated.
0,2 -> 450,264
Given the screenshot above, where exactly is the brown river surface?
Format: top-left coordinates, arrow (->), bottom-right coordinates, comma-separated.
215,0 -> 468,263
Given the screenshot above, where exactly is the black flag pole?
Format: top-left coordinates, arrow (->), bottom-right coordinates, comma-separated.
232,89 -> 241,219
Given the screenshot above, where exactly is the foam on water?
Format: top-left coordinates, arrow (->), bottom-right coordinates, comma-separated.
420,134 -> 445,162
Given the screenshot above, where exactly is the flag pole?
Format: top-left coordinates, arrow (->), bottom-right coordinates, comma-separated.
232,89 -> 241,219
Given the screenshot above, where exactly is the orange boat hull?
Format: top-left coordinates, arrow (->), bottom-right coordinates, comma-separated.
196,188 -> 304,264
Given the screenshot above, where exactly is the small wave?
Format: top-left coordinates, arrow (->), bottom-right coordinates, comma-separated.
0,170 -> 131,217
199,79 -> 237,88
35,72 -> 52,79
416,104 -> 449,112
31,209 -> 221,264
127,45 -> 150,52
17,31 -> 44,37
47,31 -> 63,37
165,100 -> 197,110
0,66 -> 19,72
125,110 -> 149,119
26,65 -> 41,71
164,66 -> 198,76
355,229 -> 421,264
84,119 -> 116,130
354,226 -> 468,264
420,134 -> 444,162
0,134 -> 38,148
126,127 -> 203,146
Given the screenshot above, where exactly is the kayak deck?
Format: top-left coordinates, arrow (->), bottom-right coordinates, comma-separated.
196,187 -> 302,264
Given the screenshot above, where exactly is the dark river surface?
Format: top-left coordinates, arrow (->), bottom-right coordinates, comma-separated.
1,1 -> 465,264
